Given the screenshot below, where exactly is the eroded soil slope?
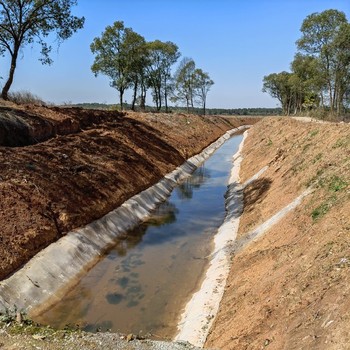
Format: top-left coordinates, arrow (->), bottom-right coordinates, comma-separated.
206,118 -> 349,349
0,103 -> 255,281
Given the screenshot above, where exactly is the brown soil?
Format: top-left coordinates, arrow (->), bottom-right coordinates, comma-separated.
0,101 -> 256,281
206,117 -> 350,349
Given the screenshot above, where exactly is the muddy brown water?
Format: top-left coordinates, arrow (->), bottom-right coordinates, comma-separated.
34,134 -> 243,339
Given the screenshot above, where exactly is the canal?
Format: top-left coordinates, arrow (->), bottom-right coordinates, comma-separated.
35,133 -> 243,339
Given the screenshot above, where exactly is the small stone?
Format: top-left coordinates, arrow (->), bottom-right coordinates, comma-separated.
16,311 -> 22,324
32,334 -> 46,340
126,333 -> 133,342
264,338 -> 271,346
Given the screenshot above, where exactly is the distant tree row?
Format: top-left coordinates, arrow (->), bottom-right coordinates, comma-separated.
90,21 -> 214,114
71,102 -> 281,116
263,9 -> 350,118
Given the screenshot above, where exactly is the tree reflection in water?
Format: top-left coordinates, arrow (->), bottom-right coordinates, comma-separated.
176,165 -> 210,199
112,201 -> 179,257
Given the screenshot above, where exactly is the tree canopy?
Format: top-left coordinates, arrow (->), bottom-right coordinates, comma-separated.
263,9 -> 350,119
171,57 -> 214,115
0,0 -> 84,100
90,21 -> 213,114
90,21 -> 146,110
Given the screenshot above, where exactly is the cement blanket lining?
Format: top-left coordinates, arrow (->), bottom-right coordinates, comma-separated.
0,126 -> 249,316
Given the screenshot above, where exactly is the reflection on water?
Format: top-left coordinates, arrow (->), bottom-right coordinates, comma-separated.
176,165 -> 210,200
35,134 -> 243,338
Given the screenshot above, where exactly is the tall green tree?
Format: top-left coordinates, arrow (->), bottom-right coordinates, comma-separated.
0,0 -> 84,100
146,40 -> 180,111
123,28 -> 147,111
193,68 -> 214,115
297,9 -> 348,114
262,72 -> 295,115
172,57 -> 196,112
91,21 -> 146,110
291,53 -> 322,110
332,22 -> 350,115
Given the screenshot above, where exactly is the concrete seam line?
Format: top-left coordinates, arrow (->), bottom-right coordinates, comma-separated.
232,187 -> 313,255
0,126 -> 250,317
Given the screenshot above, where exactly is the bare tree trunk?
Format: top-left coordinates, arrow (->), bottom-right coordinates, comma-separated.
119,89 -> 124,111
2,45 -> 19,100
328,82 -> 334,113
131,81 -> 138,111
140,84 -> 146,111
320,91 -> 324,108
164,77 -> 168,113
157,86 -> 162,111
164,88 -> 168,113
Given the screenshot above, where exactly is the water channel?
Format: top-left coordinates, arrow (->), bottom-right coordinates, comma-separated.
35,133 -> 243,339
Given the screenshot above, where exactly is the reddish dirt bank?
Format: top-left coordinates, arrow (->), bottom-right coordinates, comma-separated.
0,103 -> 256,281
206,118 -> 349,350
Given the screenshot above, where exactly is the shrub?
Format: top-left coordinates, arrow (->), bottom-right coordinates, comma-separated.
8,90 -> 45,105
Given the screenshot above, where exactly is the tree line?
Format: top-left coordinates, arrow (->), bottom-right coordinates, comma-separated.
90,21 -> 214,114
263,9 -> 350,119
71,102 -> 281,116
0,1 -> 214,114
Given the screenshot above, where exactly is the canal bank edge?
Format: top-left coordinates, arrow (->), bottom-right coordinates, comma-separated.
175,130 -> 248,347
0,125 -> 250,320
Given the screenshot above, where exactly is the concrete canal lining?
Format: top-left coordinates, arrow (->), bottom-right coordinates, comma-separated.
0,126 -> 249,318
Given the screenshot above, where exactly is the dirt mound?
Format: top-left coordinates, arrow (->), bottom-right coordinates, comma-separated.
0,104 -> 255,281
206,118 -> 349,349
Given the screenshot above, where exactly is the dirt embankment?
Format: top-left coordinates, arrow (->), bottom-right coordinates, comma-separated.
0,103 -> 257,281
206,118 -> 349,349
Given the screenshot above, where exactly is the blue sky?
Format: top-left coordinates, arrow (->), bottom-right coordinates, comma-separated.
1,0 -> 349,108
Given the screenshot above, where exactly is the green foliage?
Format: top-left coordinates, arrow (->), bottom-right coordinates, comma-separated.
309,129 -> 319,137
0,0 -> 84,100
333,136 -> 350,148
312,153 -> 323,163
193,68 -> 214,115
311,202 -> 330,221
90,22 -> 182,112
297,10 -> 350,116
328,176 -> 348,192
145,40 -> 180,111
90,21 -> 146,110
262,72 -> 292,115
171,57 -> 214,115
263,9 -> 350,119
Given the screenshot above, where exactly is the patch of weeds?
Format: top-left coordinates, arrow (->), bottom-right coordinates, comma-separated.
303,143 -> 311,152
312,153 -> 323,164
267,138 -> 273,146
0,309 -> 42,333
306,169 -> 325,188
311,193 -> 339,222
311,202 -> 330,221
291,160 -> 306,175
309,129 -> 319,137
328,176 -> 348,192
332,136 -> 350,149
0,309 -> 15,324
